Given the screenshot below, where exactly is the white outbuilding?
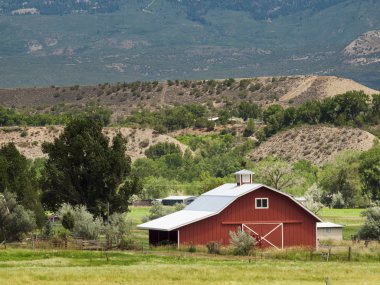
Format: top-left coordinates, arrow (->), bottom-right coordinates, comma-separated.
317,222 -> 344,241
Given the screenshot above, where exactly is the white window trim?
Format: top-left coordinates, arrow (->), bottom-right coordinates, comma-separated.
255,198 -> 269,209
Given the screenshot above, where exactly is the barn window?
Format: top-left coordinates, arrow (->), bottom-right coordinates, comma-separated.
255,198 -> 269,209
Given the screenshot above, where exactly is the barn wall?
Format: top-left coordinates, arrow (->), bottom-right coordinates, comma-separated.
317,228 -> 343,241
178,187 -> 318,248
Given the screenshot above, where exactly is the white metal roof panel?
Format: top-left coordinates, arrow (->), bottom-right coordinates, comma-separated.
317,222 -> 344,228
203,183 -> 261,196
185,196 -> 235,212
137,210 -> 214,231
162,196 -> 195,200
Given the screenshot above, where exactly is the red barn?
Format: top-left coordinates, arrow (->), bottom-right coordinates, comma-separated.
138,170 -> 322,249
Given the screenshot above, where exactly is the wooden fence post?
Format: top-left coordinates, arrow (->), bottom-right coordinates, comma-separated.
348,246 -> 351,261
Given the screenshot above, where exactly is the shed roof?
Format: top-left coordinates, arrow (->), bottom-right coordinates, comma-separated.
317,222 -> 344,228
138,183 -> 322,231
162,196 -> 195,200
234,169 -> 255,175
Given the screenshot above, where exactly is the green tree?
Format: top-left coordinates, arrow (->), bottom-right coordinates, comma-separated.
296,100 -> 321,124
372,94 -> 380,122
0,143 -> 45,227
218,109 -> 231,125
243,118 -> 255,137
358,206 -> 380,240
140,176 -> 181,199
0,191 -> 36,243
319,151 -> 363,207
237,102 -> 261,121
255,157 -> 296,190
359,145 -> 380,201
283,107 -> 297,126
263,104 -> 285,136
62,212 -> 75,231
41,117 -> 141,218
145,142 -> 182,160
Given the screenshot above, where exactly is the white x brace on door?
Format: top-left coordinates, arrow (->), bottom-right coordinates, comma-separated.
242,223 -> 284,249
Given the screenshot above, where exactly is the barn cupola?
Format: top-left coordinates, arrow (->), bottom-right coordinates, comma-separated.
234,169 -> 254,186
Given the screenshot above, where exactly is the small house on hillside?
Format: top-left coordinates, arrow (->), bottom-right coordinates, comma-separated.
138,170 -> 322,249
317,222 -> 343,241
161,196 -> 196,206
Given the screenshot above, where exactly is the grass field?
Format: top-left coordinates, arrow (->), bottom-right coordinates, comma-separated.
0,207 -> 375,284
0,248 -> 379,285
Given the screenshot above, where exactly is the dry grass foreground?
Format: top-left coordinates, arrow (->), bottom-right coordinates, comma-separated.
0,249 -> 379,285
0,126 -> 188,161
249,125 -> 376,165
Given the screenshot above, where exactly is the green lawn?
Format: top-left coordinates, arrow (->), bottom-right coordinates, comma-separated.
0,249 -> 379,285
128,206 -> 150,246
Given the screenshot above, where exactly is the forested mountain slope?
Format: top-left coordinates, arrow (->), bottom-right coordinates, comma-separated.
0,0 -> 380,88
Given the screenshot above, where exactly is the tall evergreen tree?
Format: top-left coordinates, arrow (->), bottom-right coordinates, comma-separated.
41,117 -> 141,218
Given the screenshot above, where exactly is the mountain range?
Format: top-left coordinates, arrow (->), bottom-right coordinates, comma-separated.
0,0 -> 380,88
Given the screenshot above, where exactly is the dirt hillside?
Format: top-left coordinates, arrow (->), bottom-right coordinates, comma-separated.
0,76 -> 378,119
0,126 -> 188,161
278,76 -> 378,104
249,125 -> 377,165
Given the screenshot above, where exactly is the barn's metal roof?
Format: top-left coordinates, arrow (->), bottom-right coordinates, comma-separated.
137,182 -> 322,231
202,183 -> 260,196
317,222 -> 344,228
185,195 -> 236,212
137,210 -> 214,231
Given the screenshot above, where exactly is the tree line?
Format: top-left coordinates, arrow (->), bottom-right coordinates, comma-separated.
123,91 -> 380,140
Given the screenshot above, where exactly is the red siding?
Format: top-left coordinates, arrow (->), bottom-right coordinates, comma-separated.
176,187 -> 318,248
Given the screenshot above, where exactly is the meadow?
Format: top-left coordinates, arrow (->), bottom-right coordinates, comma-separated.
0,207 -> 375,285
0,248 -> 379,285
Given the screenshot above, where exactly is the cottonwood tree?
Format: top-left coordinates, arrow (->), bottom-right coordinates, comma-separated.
303,183 -> 324,214
41,117 -> 141,218
359,145 -> 380,202
255,158 -> 296,190
319,151 -> 364,207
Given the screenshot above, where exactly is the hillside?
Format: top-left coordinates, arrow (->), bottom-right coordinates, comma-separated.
344,30 -> 380,66
249,126 -> 377,165
0,0 -> 380,89
0,76 -> 378,118
0,126 -> 188,161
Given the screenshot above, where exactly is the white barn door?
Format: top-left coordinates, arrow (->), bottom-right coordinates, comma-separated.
242,223 -> 284,249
